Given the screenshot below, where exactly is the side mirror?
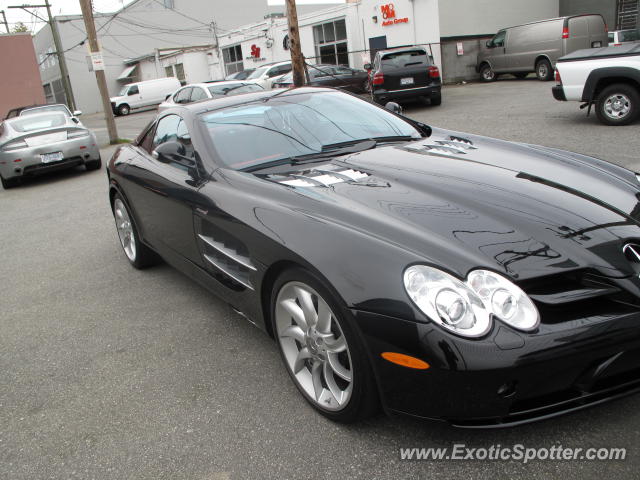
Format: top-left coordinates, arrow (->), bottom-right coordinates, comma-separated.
152,141 -> 197,176
363,63 -> 372,70
384,101 -> 402,114
73,110 -> 82,116
486,40 -> 493,48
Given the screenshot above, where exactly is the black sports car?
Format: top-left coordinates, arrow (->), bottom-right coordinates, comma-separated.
272,64 -> 369,93
108,87 -> 640,427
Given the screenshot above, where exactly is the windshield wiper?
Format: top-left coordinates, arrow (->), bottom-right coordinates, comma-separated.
241,139 -> 376,172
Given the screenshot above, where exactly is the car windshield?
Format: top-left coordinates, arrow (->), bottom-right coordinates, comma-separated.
200,90 -> 420,170
246,66 -> 269,79
10,113 -> 67,132
118,86 -> 130,96
21,105 -> 71,117
381,50 -> 429,68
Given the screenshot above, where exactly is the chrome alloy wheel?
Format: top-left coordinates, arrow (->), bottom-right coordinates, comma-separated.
275,282 -> 353,411
604,94 -> 631,120
537,62 -> 548,79
114,198 -> 136,261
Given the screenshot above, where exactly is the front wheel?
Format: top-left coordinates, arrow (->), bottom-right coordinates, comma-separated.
272,268 -> 378,422
595,83 -> 640,126
111,194 -> 160,269
117,104 -> 130,116
480,64 -> 497,82
535,59 -> 553,81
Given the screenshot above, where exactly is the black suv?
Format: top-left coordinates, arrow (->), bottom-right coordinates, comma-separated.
366,46 -> 442,106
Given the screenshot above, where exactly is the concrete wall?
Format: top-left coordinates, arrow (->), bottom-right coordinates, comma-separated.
440,36 -> 493,83
438,0 -> 560,37
0,34 -> 45,117
560,0 -> 617,30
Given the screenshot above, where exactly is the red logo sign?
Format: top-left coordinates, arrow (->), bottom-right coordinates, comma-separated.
381,3 -> 396,20
250,45 -> 261,58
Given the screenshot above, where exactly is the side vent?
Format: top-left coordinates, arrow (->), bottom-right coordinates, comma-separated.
277,167 -> 370,187
197,233 -> 255,291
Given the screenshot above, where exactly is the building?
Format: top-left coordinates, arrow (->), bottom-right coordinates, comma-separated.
33,0 -> 339,113
0,33 -> 45,117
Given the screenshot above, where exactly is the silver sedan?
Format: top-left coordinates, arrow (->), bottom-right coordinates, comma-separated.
0,112 -> 101,189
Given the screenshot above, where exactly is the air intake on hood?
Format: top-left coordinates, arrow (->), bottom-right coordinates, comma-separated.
277,168 -> 370,187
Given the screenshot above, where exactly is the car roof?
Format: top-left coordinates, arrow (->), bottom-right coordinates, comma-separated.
166,86 -> 335,115
378,46 -> 428,56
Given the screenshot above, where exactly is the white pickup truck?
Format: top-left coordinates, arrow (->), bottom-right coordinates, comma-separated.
553,43 -> 640,125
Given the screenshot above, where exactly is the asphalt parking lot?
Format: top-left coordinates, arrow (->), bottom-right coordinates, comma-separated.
1,79 -> 640,480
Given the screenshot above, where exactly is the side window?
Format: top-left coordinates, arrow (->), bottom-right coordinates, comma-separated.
153,115 -> 182,150
128,85 -> 139,95
137,122 -> 156,153
190,87 -> 207,101
334,66 -> 352,75
174,87 -> 192,104
493,30 -> 506,47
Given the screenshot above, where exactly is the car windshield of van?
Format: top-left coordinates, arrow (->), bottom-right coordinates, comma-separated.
118,86 -> 130,96
381,50 -> 429,68
246,66 -> 269,79
10,113 -> 67,132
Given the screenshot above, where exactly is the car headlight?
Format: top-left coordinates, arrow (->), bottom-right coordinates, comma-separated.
403,266 -> 539,337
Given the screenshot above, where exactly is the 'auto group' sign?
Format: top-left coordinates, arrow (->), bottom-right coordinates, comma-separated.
380,3 -> 409,27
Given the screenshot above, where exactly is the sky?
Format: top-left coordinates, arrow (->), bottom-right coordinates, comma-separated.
0,0 -> 134,33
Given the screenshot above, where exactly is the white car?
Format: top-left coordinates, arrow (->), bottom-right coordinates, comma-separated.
553,43 -> 640,125
158,81 -> 264,111
244,61 -> 292,90
110,77 -> 181,116
608,28 -> 640,46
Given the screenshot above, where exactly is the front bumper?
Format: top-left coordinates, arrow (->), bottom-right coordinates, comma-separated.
373,85 -> 440,103
353,308 -> 640,427
0,135 -> 100,180
552,85 -> 567,101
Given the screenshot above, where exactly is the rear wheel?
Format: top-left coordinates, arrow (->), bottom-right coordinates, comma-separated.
117,104 -> 130,116
85,157 -> 102,171
272,268 -> 378,422
111,194 -> 160,269
535,59 -> 553,81
480,64 -> 497,82
595,83 -> 640,126
0,175 -> 20,189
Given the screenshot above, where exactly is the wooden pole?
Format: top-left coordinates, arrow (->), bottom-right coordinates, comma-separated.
78,0 -> 119,144
285,0 -> 306,87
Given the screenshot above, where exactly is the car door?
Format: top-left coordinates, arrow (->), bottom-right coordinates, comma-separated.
126,85 -> 143,108
122,114 -> 203,263
486,30 -> 507,71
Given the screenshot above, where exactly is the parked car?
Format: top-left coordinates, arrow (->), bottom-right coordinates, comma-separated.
108,86 -> 640,426
110,77 -> 181,116
553,43 -> 640,125
478,14 -> 608,82
365,46 -> 441,106
272,64 -> 369,92
5,103 -> 82,120
245,61 -> 292,89
609,28 -> 640,46
158,81 -> 264,111
0,112 -> 100,189
224,68 -> 256,81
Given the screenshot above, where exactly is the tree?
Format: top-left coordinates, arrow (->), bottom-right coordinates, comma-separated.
12,22 -> 29,33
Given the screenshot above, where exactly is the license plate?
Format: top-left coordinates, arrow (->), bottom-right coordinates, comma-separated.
400,77 -> 414,86
592,41 -> 602,48
40,152 -> 63,163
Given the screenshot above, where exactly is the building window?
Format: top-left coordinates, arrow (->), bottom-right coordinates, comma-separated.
165,66 -> 174,77
174,63 -> 185,84
222,45 -> 243,75
313,19 -> 348,66
43,83 -> 54,103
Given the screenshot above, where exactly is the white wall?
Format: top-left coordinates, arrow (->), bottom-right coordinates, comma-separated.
438,0 -> 559,37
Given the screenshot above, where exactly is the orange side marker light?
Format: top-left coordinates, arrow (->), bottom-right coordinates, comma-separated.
381,352 -> 430,370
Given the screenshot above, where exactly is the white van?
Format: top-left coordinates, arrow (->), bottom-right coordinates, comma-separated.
110,77 -> 181,116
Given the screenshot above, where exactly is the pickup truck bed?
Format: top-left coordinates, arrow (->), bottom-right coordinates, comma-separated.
553,44 -> 640,125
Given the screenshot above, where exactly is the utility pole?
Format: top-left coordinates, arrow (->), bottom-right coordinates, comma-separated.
1,11 -> 10,33
78,0 -> 118,144
285,0 -> 306,87
8,2 -> 76,110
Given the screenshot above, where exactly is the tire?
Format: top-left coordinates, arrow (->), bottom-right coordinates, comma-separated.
271,267 -> 378,423
85,157 -> 102,171
1,175 -> 20,189
513,72 -> 528,79
361,78 -> 370,94
535,59 -> 553,81
117,104 -> 130,116
430,93 -> 442,106
111,193 -> 160,269
595,83 -> 640,126
480,64 -> 497,82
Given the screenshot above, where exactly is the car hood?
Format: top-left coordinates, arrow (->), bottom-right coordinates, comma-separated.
263,128 -> 640,280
